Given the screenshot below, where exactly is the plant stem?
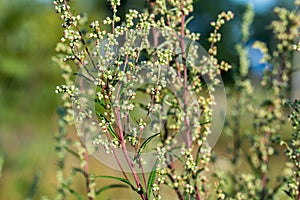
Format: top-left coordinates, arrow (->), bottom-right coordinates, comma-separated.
195,185 -> 201,200
167,170 -> 184,200
83,151 -> 94,200
260,132 -> 270,200
115,83 -> 146,200
233,91 -> 241,164
180,0 -> 191,148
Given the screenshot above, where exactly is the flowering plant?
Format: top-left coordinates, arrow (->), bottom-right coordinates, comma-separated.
53,0 -> 300,199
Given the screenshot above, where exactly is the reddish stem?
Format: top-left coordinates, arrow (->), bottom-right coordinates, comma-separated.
195,185 -> 201,200
83,151 -> 94,200
115,84 -> 146,200
180,1 -> 191,148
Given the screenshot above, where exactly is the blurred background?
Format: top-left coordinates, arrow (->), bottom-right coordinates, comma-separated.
0,0 -> 297,199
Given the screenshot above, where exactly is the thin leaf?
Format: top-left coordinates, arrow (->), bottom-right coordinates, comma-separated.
184,16 -> 194,27
163,98 -> 173,107
95,111 -> 108,122
73,72 -> 93,83
147,159 -> 158,198
91,175 -> 137,192
107,123 -> 119,139
62,184 -> 84,200
199,121 -> 211,125
26,173 -> 40,199
134,133 -> 160,161
195,168 -> 205,177
272,181 -> 285,195
65,147 -> 79,158
242,148 -> 260,176
96,184 -> 128,195
284,190 -> 293,198
72,168 -> 85,176
95,111 -> 118,139
163,95 -> 180,109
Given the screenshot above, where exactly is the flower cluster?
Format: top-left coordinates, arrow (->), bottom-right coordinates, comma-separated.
282,100 -> 300,198
52,0 -> 298,200
214,2 -> 300,199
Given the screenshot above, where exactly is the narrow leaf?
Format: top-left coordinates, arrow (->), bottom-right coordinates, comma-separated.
26,173 -> 40,199
184,16 -> 194,27
96,184 -> 128,195
195,168 -> 205,177
284,190 -> 293,198
242,148 -> 260,176
107,123 -> 119,139
199,121 -> 211,125
62,184 -> 84,200
91,175 -> 137,191
72,168 -> 85,176
147,159 -> 158,198
95,111 -> 118,139
65,147 -> 79,158
134,133 -> 160,161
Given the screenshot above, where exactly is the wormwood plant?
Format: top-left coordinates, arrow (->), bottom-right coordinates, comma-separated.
53,0 -> 299,199
215,2 -> 300,200
53,0 -> 233,199
284,100 -> 300,199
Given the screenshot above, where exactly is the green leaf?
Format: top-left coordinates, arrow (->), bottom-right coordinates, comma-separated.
134,133 -> 160,161
242,149 -> 260,177
284,190 -> 293,198
73,72 -> 93,83
163,95 -> 180,109
95,184 -> 128,195
184,16 -> 194,27
26,173 -> 40,199
65,147 -> 79,158
91,175 -> 137,192
62,184 -> 84,200
95,111 -> 108,122
95,111 -> 119,139
199,121 -> 211,125
147,159 -> 158,198
107,123 -> 119,140
272,181 -> 285,196
195,168 -> 204,177
72,168 -> 85,176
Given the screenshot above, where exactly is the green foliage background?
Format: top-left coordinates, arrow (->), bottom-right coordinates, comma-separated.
0,0 -> 60,199
0,0 -> 296,199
